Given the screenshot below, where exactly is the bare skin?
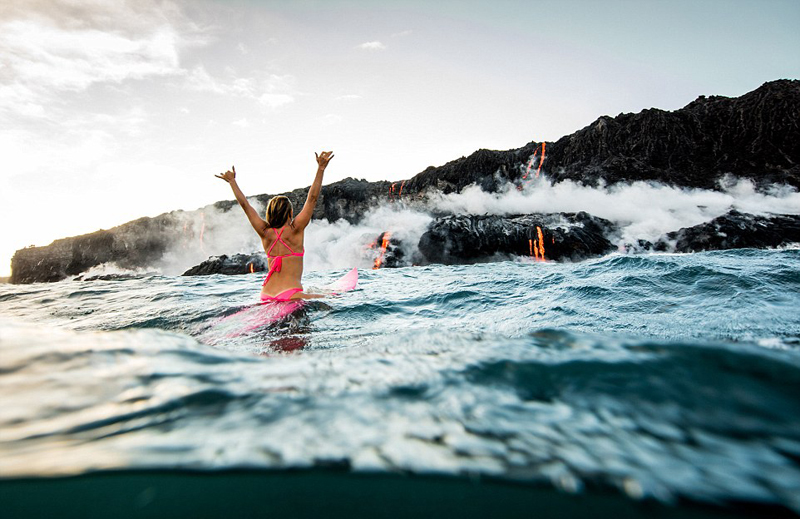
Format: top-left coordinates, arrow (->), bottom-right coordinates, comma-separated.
215,151 -> 334,299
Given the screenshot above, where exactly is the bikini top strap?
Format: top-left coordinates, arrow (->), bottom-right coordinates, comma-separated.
267,227 -> 299,256
266,228 -> 280,256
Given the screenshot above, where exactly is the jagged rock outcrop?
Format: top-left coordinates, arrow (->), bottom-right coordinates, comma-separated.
402,80 -> 800,195
417,213 -> 617,264
651,210 -> 800,252
211,177 -> 394,224
11,177 -> 389,284
181,253 -> 267,276
543,80 -> 800,189
402,148 -> 532,196
10,80 -> 800,283
10,215 -> 184,284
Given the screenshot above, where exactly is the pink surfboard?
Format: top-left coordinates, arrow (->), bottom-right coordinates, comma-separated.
208,268 -> 358,339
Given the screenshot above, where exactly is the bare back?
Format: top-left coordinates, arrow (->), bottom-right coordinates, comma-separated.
261,223 -> 306,296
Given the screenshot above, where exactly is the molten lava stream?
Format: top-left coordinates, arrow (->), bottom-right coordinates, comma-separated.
536,142 -> 546,178
373,232 -> 392,270
536,226 -> 545,259
529,226 -> 546,262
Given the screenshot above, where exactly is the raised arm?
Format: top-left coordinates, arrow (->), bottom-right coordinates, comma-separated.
293,151 -> 334,230
215,166 -> 268,236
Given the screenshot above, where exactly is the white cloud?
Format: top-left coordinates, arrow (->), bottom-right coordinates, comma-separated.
1,21 -> 181,90
0,1 -> 196,118
319,114 -> 342,126
358,41 -> 386,50
391,30 -> 413,37
232,118 -> 250,127
258,93 -> 294,108
0,83 -> 45,117
186,67 -> 295,108
84,106 -> 148,137
336,94 -> 362,100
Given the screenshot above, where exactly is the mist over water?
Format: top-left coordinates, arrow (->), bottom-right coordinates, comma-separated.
140,176 -> 800,278
433,175 -> 800,246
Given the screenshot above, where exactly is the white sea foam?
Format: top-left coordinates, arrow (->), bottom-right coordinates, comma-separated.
430,175 -> 800,247
153,200 -> 432,275
304,205 -> 432,271
151,175 -> 799,275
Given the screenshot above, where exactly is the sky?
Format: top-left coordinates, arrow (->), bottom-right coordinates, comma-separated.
1,0 -> 798,277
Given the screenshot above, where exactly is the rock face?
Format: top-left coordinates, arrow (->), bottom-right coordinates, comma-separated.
543,80 -> 800,190
652,210 -> 800,253
404,79 -> 800,194
182,253 -> 267,276
10,216 -> 183,284
212,177 -> 394,225
10,80 -> 800,283
11,177 -> 390,284
417,213 -> 617,264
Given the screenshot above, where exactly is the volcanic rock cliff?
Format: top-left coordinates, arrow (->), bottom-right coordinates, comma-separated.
10,80 -> 800,283
402,79 -> 800,194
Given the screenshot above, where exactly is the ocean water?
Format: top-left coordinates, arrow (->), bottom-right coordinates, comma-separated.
2,249 -> 800,517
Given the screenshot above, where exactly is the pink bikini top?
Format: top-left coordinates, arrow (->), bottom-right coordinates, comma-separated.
263,227 -> 304,286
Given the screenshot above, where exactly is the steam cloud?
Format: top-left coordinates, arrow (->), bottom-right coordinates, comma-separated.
89,175 -> 800,277
432,175 -> 800,247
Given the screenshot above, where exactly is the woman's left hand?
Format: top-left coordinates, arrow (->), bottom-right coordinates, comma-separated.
315,151 -> 334,170
215,166 -> 236,183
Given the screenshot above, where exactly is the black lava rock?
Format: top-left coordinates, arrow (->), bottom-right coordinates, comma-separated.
182,253 -> 267,276
653,210 -> 800,252
418,212 -> 617,265
543,79 -> 800,189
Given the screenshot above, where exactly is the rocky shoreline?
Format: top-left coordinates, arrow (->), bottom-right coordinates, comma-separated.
179,210 -> 800,276
10,80 -> 800,283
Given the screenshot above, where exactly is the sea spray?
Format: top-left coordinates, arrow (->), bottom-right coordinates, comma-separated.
73,176 -> 800,278
430,175 -> 800,247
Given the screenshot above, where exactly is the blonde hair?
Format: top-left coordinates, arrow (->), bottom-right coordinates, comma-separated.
266,196 -> 293,228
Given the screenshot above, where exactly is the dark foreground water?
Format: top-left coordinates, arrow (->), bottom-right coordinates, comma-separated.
2,249 -> 800,518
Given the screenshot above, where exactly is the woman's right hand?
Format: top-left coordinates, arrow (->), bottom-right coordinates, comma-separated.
215,165 -> 236,183
315,151 -> 334,170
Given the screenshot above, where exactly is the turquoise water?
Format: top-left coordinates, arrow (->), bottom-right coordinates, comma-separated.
1,249 -> 800,517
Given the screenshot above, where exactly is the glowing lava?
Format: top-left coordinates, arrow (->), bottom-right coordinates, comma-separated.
522,142 -> 547,182
537,142 -> 546,178
373,231 -> 393,270
530,226 -> 546,261
537,226 -> 545,257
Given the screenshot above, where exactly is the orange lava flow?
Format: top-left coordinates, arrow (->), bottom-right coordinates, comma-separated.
373,231 -> 393,270
536,142 -> 546,178
531,226 -> 546,261
249,263 -> 254,273
524,146 -> 540,180
523,142 -> 547,182
399,180 -> 406,198
537,226 -> 545,258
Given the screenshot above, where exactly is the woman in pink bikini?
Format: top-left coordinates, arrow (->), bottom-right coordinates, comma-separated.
215,151 -> 334,301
